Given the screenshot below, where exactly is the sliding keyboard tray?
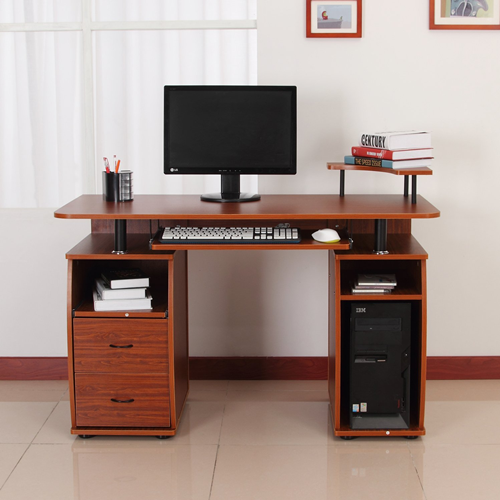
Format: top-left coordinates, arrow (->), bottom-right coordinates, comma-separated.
150,228 -> 351,251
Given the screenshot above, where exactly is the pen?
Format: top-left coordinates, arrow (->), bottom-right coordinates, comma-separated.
103,157 -> 110,173
115,160 -> 121,173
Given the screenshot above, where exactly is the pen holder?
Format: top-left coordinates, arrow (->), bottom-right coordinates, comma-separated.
103,172 -> 119,202
118,170 -> 133,201
102,171 -> 133,202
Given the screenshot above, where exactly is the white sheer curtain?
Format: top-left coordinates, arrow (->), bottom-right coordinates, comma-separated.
0,0 -> 257,208
0,30 -> 85,208
95,29 -> 257,196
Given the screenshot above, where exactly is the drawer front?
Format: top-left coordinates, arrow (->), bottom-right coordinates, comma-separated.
73,318 -> 168,373
75,373 -> 170,428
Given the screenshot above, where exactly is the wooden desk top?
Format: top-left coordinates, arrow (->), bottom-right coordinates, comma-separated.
55,194 -> 440,220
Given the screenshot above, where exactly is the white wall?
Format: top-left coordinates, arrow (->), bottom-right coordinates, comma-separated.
257,0 -> 500,356
0,210 -> 89,356
2,0 -> 500,358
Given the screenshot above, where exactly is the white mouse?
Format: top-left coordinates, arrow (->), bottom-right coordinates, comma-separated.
312,228 -> 340,243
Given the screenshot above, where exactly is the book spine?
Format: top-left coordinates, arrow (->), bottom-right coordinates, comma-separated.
359,133 -> 392,150
351,146 -> 394,159
344,156 -> 385,168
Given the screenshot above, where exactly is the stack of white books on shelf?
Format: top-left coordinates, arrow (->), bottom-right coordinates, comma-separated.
344,130 -> 433,170
93,269 -> 152,312
351,273 -> 397,294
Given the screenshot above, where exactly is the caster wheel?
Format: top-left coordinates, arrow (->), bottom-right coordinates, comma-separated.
156,435 -> 171,440
78,435 -> 95,439
405,436 -> 418,440
341,436 -> 357,440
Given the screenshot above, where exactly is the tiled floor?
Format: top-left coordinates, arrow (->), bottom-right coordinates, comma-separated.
0,379 -> 499,499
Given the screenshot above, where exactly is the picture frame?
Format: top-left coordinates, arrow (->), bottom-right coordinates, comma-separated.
306,0 -> 362,38
430,0 -> 500,30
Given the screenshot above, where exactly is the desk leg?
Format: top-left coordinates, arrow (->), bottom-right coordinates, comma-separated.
412,176 -> 417,204
404,176 -> 409,198
340,170 -> 345,197
112,220 -> 127,254
374,219 -> 389,254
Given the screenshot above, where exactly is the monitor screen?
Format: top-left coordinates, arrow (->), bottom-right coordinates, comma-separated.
163,85 -> 297,202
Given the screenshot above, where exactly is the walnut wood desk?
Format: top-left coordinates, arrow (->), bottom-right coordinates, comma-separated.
55,194 -> 440,439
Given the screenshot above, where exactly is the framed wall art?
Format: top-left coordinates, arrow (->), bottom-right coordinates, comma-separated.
306,0 -> 362,38
430,0 -> 500,30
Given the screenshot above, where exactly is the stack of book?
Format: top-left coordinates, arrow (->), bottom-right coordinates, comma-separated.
351,273 -> 397,294
93,268 -> 152,312
344,130 -> 433,170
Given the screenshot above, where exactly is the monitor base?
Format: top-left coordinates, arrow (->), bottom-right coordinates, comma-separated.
201,192 -> 261,203
201,174 -> 261,202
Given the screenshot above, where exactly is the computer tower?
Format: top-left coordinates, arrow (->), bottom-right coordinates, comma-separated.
349,302 -> 411,430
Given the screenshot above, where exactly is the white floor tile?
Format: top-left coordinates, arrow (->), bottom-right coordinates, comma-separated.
426,379 -> 500,401
0,444 -> 28,488
411,444 -> 500,500
0,442 -> 217,500
171,402 -> 225,444
0,402 -> 57,444
417,400 -> 500,445
211,444 -> 425,500
0,379 -> 499,500
227,380 -> 328,392
0,381 -> 68,402
219,401 -> 333,445
34,402 -> 76,444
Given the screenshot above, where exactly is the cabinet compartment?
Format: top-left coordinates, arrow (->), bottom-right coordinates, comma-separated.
339,260 -> 423,298
73,318 -> 168,373
75,373 -> 170,427
66,235 -> 189,436
71,258 -> 169,318
340,300 -> 421,432
329,235 -> 427,437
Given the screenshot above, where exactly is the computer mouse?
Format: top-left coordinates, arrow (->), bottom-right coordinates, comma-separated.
312,228 -> 340,243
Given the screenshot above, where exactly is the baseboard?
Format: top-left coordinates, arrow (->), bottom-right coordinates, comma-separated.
189,357 -> 328,380
426,356 -> 500,380
0,357 -> 68,380
2,356 -> 500,381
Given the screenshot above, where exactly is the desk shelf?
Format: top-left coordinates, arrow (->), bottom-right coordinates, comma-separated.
327,162 -> 433,205
329,233 -> 427,438
65,234 -> 188,437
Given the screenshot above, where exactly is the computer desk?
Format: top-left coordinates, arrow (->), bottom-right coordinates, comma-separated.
55,193 -> 440,439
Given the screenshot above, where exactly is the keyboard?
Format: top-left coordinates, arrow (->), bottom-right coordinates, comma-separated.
159,226 -> 301,244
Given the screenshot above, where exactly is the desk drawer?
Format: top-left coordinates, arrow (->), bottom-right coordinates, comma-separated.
73,318 -> 168,373
75,373 -> 170,427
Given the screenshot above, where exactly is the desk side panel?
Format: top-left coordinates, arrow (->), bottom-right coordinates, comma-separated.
170,251 -> 189,427
328,251 -> 338,427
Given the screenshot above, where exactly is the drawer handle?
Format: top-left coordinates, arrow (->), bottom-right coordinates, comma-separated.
110,398 -> 135,404
109,344 -> 134,349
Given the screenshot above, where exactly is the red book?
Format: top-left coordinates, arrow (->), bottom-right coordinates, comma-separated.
351,146 -> 433,161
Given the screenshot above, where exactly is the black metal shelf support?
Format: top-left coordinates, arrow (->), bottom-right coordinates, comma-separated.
112,220 -> 127,254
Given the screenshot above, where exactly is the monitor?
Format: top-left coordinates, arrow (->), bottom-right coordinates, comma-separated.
164,85 -> 297,202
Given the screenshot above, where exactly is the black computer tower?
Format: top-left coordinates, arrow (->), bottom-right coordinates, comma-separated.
349,302 -> 411,430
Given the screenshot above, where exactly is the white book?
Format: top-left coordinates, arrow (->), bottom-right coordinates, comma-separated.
359,131 -> 431,151
351,287 -> 391,295
95,278 -> 147,300
101,268 -> 149,289
93,289 -> 152,312
357,273 -> 397,286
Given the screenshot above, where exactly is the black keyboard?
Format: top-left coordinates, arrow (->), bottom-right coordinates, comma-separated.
159,226 -> 301,244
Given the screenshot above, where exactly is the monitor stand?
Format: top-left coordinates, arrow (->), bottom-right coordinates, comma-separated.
201,174 -> 261,203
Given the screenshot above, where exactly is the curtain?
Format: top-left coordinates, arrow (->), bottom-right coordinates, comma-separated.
0,0 -> 257,208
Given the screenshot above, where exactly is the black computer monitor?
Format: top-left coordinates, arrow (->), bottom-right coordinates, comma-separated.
164,85 -> 297,202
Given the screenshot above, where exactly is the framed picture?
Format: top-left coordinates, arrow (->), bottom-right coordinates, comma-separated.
430,0 -> 500,29
306,0 -> 362,38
